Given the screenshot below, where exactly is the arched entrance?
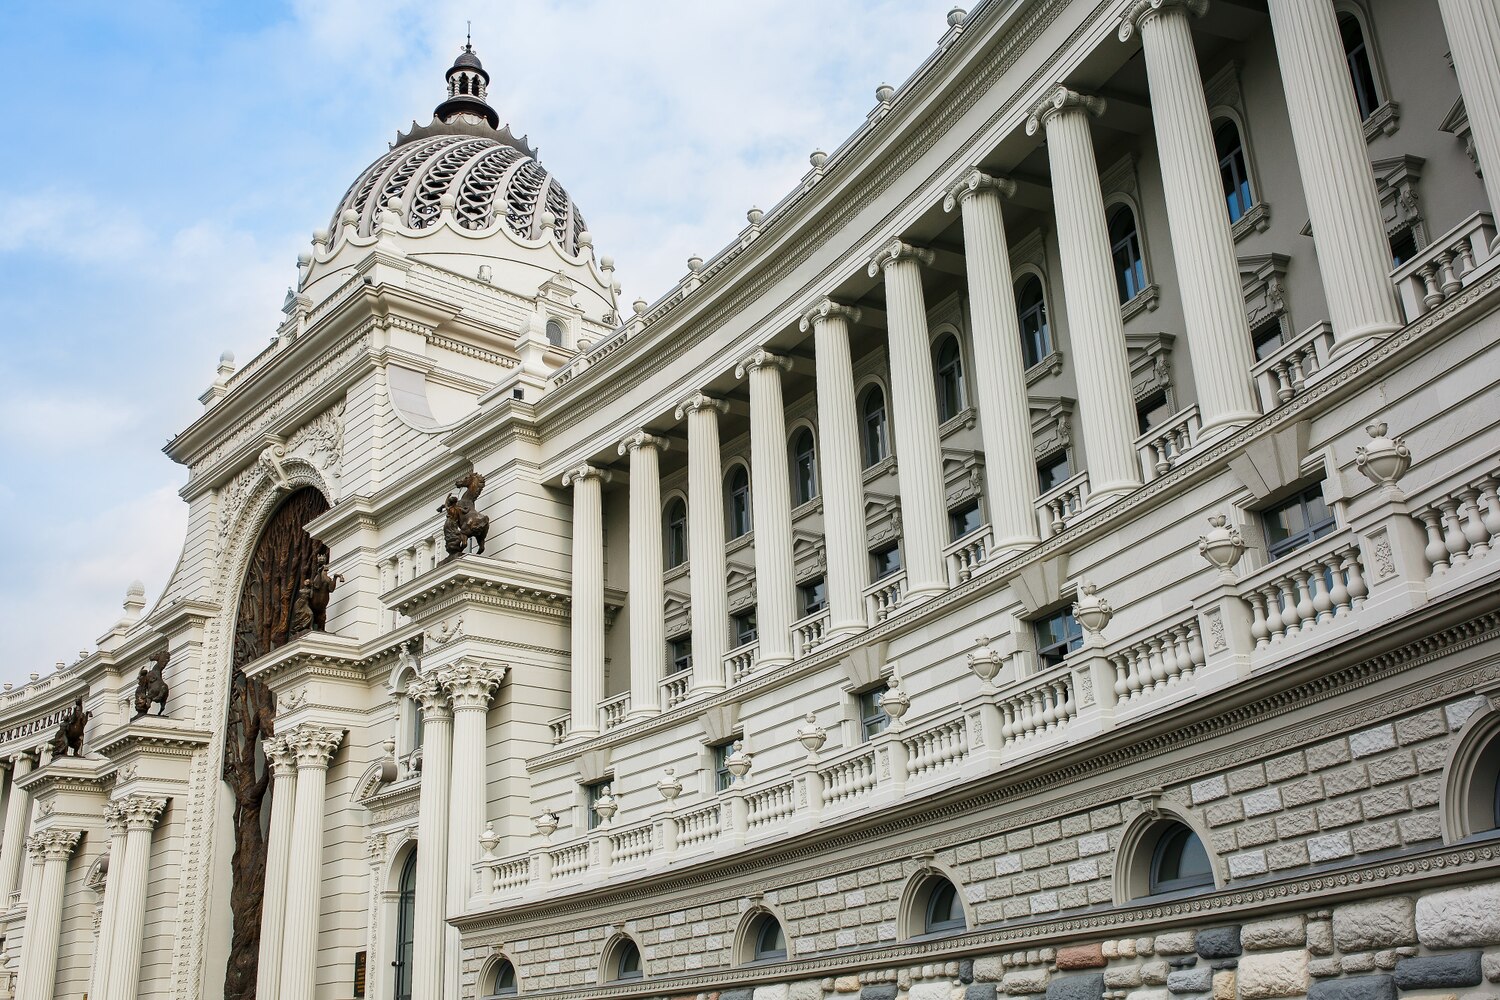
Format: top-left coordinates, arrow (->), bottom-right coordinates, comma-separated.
222,486 -> 329,1000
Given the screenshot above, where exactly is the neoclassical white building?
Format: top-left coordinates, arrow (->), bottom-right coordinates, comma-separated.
5,1 -> 1500,998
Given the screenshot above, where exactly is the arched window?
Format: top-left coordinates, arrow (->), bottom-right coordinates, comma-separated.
751,914 -> 788,962
663,498 -> 688,568
726,465 -> 752,539
545,319 -> 564,347
860,386 -> 890,467
933,335 -> 966,422
1016,276 -> 1050,369
924,878 -> 966,934
790,428 -> 818,505
487,959 -> 518,997
1214,119 -> 1254,223
1339,11 -> 1381,120
611,939 -> 643,982
1109,206 -> 1146,304
1149,823 -> 1214,895
393,852 -> 417,1000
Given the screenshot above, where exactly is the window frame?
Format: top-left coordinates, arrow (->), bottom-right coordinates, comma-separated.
392,850 -> 417,1000
870,541 -> 902,580
584,779 -> 613,831
1213,117 -> 1255,224
544,318 -> 565,347
1337,7 -> 1383,121
1015,273 -> 1051,370
1036,449 -> 1073,495
1033,606 -> 1083,668
751,914 -> 788,962
1148,823 -> 1215,896
932,332 -> 967,422
923,878 -> 966,934
731,607 -> 758,648
1260,482 -> 1337,562
797,575 -> 827,617
725,464 -> 752,539
1108,203 -> 1147,304
663,496 -> 688,569
948,500 -> 982,542
859,383 -> 891,467
607,938 -> 643,983
488,958 -> 518,998
856,685 -> 891,742
667,635 -> 693,675
711,739 -> 738,792
789,426 -> 819,506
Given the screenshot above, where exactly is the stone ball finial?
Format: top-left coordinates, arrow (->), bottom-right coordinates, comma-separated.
876,82 -> 896,103
296,250 -> 313,267
340,208 -> 358,228
577,230 -> 594,250
439,192 -> 457,212
599,254 -> 615,272
947,7 -> 968,27
687,254 -> 704,273
218,350 -> 235,367
632,297 -> 648,316
810,149 -> 828,170
539,209 -> 557,229
311,228 -> 331,247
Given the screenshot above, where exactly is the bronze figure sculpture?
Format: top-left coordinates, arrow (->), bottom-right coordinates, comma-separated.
440,495 -> 466,560
307,551 -> 343,631
440,472 -> 490,560
50,695 -> 91,757
290,582 -> 315,635
134,648 -> 170,717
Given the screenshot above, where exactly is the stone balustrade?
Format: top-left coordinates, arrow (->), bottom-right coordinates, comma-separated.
944,524 -> 994,585
722,642 -> 759,686
863,572 -> 906,624
1134,404 -> 1201,481
676,802 -> 723,850
902,715 -> 969,777
1250,321 -> 1334,413
998,667 -> 1076,745
819,746 -> 879,808
607,822 -> 654,864
1036,471 -> 1090,538
598,692 -> 630,732
1392,211 -> 1498,322
1414,466 -> 1500,574
1241,531 -> 1368,650
791,609 -> 830,658
547,715 -> 571,745
745,780 -> 796,829
659,672 -> 692,710
1108,613 -> 1205,704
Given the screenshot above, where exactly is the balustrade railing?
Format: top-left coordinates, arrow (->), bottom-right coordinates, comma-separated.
1109,615 -> 1205,704
1251,321 -> 1334,413
820,746 -> 878,807
903,716 -> 969,777
746,780 -> 797,829
1392,212 -> 1498,323
550,841 -> 591,879
1240,532 -> 1367,649
723,641 -> 760,686
1035,471 -> 1090,538
676,802 -> 723,849
659,671 -> 692,709
944,525 -> 994,585
997,667 -> 1076,744
608,823 -> 655,864
1414,468 -> 1500,574
489,856 -> 532,894
598,693 -> 631,731
792,608 -> 831,658
863,572 -> 907,624
548,714 -> 571,745
1135,404 -> 1201,481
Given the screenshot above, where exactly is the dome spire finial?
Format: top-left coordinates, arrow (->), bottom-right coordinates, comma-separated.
435,33 -> 499,129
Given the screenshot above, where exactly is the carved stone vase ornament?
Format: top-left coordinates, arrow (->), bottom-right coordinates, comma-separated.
656,767 -> 683,802
1074,579 -> 1114,637
879,675 -> 910,726
50,695 -> 90,757
534,811 -> 560,838
593,785 -> 618,824
133,649 -> 170,718
796,713 -> 827,757
478,824 -> 500,858
967,636 -> 1005,685
725,741 -> 753,783
1355,421 -> 1413,491
1198,513 -> 1248,579
441,471 -> 491,560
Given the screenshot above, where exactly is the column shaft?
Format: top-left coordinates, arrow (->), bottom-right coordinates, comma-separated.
105,798 -> 166,1000
870,243 -> 950,597
256,741 -> 298,1000
678,396 -> 730,692
442,665 -> 501,998
17,831 -> 79,1000
279,729 -> 341,1000
947,175 -> 1044,551
622,434 -> 666,713
1267,0 -> 1403,351
1028,91 -> 1144,500
804,303 -> 870,633
90,810 -> 128,1000
411,691 -> 453,1000
1438,0 -> 1500,224
1130,3 -> 1260,432
0,755 -> 33,903
566,466 -> 608,736
739,350 -> 797,664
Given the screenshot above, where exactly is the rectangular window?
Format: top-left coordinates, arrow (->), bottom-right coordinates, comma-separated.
712,740 -> 737,791
857,687 -> 890,742
1036,450 -> 1072,494
1136,391 -> 1171,435
1034,607 -> 1083,668
1262,481 -> 1337,561
585,779 -> 613,830
1389,226 -> 1418,268
731,609 -> 758,647
797,576 -> 827,616
870,542 -> 902,580
1251,318 -> 1286,361
668,636 -> 693,674
948,500 -> 982,541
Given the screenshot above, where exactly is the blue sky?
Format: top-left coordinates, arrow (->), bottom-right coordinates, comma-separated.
0,0 -> 959,682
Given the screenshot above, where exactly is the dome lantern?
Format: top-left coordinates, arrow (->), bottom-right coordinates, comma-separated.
434,33 -> 500,129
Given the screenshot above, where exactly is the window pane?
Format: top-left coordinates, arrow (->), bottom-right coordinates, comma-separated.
949,501 -> 981,541
1251,319 -> 1286,360
1109,207 -> 1145,303
1136,392 -> 1171,434
1037,451 -> 1071,493
798,577 -> 827,616
861,387 -> 889,466
1017,278 -> 1051,369
1339,13 -> 1380,119
859,687 -> 890,741
1034,608 -> 1083,667
871,543 -> 902,579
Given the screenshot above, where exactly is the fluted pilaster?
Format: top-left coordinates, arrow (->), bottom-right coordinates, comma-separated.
0,754 -> 33,903
1266,0 -> 1403,353
1121,0 -> 1260,434
620,431 -> 669,713
90,802 -> 129,1000
256,737 -> 299,1000
1438,0 -> 1500,228
868,239 -> 949,597
564,463 -> 610,736
676,393 -> 731,693
1027,87 -> 1144,501
736,349 -> 797,663
801,300 -> 869,633
104,795 -> 168,1000
17,828 -> 80,1000
944,171 -> 1043,552
410,678 -> 453,1000
279,726 -> 343,1000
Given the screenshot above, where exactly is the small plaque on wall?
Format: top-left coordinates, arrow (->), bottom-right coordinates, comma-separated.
353,950 -> 367,998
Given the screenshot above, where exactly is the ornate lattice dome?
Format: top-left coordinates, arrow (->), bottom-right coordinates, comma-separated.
325,42 -> 589,255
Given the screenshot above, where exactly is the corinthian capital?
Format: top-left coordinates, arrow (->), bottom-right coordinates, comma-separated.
1025,85 -> 1107,136
408,673 -> 452,719
438,661 -> 506,711
734,348 -> 792,380
674,392 -> 728,421
561,463 -> 612,488
866,239 -> 935,279
617,431 -> 669,458
1118,0 -> 1208,42
264,735 -> 300,777
283,725 -> 344,770
943,169 -> 1018,212
798,298 -> 862,333
103,800 -> 129,834
120,795 -> 168,831
29,828 -> 82,862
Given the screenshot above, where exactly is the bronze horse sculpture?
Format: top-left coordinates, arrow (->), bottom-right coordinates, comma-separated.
134,648 -> 170,718
50,695 -> 91,757
441,472 -> 490,560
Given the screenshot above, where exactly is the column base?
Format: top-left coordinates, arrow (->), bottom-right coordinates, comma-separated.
1084,481 -> 1139,508
757,655 -> 794,670
989,537 -> 1041,562
1328,320 -> 1400,361
563,728 -> 600,745
625,707 -> 661,722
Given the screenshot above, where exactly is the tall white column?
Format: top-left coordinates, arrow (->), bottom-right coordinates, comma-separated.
279,726 -> 343,1000
1026,87 -> 1144,501
801,300 -> 870,634
868,240 -> 951,598
736,349 -> 798,665
1438,0 -> 1500,229
255,737 -> 299,1000
104,795 -> 168,1000
676,394 -> 731,693
410,679 -> 452,1000
944,172 -> 1044,552
563,463 -> 610,737
16,829 -> 79,1000
90,802 -> 129,1000
441,662 -> 503,997
620,431 -> 668,714
1267,0 -> 1403,353
1121,0 -> 1261,434
0,753 -> 33,904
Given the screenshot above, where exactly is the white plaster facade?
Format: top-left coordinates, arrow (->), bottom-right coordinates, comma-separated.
4,2 -> 1500,999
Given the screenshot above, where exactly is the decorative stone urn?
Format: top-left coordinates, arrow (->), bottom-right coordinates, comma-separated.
534,811 -> 559,839
1355,421 -> 1412,490
593,786 -> 618,825
879,676 -> 910,726
966,636 -> 1004,685
1198,514 -> 1247,580
656,767 -> 682,803
478,824 -> 499,859
725,741 -> 753,783
796,714 -> 827,757
1074,580 -> 1114,638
